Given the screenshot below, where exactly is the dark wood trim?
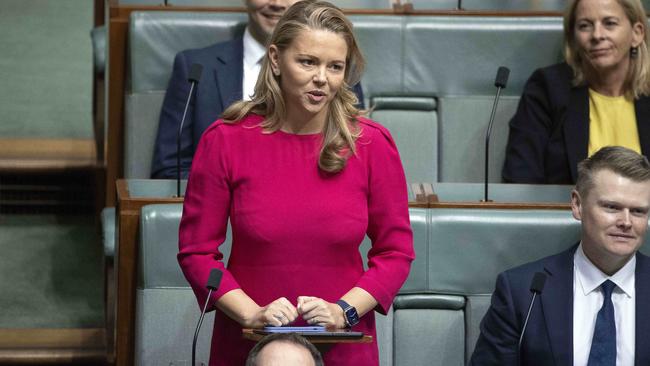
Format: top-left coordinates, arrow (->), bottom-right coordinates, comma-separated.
427,201 -> 571,209
0,350 -> 105,365
106,16 -> 129,207
0,139 -> 96,158
0,328 -> 105,365
94,0 -> 105,26
0,328 -> 105,348
408,201 -> 430,208
108,4 -> 563,16
0,138 -> 98,172
403,9 -> 561,16
408,201 -> 570,209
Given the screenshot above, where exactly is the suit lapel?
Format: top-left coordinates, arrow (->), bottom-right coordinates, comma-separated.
634,97 -> 650,156
214,38 -> 244,112
541,247 -> 576,366
564,86 -> 589,183
635,252 -> 650,365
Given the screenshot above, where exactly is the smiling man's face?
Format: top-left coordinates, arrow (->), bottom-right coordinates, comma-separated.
572,168 -> 650,274
245,0 -> 300,44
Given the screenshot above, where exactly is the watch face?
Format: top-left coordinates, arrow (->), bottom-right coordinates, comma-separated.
337,300 -> 360,327
345,307 -> 360,326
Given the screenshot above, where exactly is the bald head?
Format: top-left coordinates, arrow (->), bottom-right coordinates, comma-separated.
246,333 -> 323,366
256,341 -> 316,366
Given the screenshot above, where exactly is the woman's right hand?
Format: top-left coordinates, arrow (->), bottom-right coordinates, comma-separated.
248,297 -> 299,328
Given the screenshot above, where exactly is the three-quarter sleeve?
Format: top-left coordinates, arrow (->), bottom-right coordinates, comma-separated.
355,121 -> 415,314
177,122 -> 240,310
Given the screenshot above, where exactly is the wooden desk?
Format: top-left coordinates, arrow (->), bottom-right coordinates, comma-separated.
114,179 -> 183,366
412,182 -> 573,209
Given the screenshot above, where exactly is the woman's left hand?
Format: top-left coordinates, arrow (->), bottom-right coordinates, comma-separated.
297,296 -> 347,329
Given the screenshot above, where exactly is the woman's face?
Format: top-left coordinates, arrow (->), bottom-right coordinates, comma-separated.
269,28 -> 348,127
573,0 -> 644,77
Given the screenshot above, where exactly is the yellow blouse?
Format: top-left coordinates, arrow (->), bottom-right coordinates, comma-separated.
588,89 -> 641,157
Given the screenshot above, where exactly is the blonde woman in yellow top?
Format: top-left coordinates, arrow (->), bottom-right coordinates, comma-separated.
503,0 -> 650,184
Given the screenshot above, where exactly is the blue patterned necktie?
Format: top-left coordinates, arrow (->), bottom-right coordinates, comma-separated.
587,280 -> 617,366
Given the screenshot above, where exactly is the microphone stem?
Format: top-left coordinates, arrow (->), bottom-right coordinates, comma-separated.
193,288 -> 214,366
518,292 -> 537,358
484,86 -> 502,202
177,82 -> 196,197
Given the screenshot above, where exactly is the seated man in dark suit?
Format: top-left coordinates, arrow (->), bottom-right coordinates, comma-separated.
151,0 -> 364,179
471,146 -> 650,365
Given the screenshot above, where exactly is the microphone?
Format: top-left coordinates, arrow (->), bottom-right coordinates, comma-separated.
518,272 -> 547,363
177,63 -> 203,197
484,66 -> 510,202
192,268 -> 222,366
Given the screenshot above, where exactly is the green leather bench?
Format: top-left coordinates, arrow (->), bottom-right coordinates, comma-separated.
135,204 -> 650,365
123,11 -> 564,183
104,11 -> 566,263
102,12 -> 566,260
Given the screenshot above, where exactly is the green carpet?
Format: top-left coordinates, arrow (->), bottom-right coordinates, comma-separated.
0,0 -> 93,139
0,214 -> 103,328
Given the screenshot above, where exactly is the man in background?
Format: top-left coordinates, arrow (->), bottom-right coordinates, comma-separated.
471,146 -> 650,365
151,0 -> 364,179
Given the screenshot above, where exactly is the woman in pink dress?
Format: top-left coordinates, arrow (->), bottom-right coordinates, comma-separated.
178,1 -> 414,364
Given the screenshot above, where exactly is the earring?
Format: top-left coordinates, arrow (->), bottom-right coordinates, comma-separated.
631,46 -> 639,58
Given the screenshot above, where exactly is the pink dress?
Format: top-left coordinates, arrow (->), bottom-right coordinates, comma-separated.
178,113 -> 414,365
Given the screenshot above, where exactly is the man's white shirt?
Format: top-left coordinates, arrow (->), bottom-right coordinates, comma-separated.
573,243 -> 635,366
242,27 -> 266,101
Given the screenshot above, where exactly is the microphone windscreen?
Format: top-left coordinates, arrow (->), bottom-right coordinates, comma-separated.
188,63 -> 203,83
530,272 -> 547,294
206,269 -> 223,290
494,66 -> 510,88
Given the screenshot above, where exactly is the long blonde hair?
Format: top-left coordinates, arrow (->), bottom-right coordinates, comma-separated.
222,0 -> 365,173
563,0 -> 650,98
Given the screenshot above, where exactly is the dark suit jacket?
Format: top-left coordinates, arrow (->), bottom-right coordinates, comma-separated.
470,245 -> 650,366
151,37 -> 365,179
502,62 -> 650,184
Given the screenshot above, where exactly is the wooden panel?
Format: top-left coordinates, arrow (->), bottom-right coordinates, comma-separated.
113,180 -> 183,366
427,201 -> 571,209
0,328 -> 105,365
106,16 -> 129,207
0,328 -> 104,348
0,138 -> 97,171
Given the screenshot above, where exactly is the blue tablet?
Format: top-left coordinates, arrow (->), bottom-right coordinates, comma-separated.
254,326 -> 364,338
262,326 -> 325,333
